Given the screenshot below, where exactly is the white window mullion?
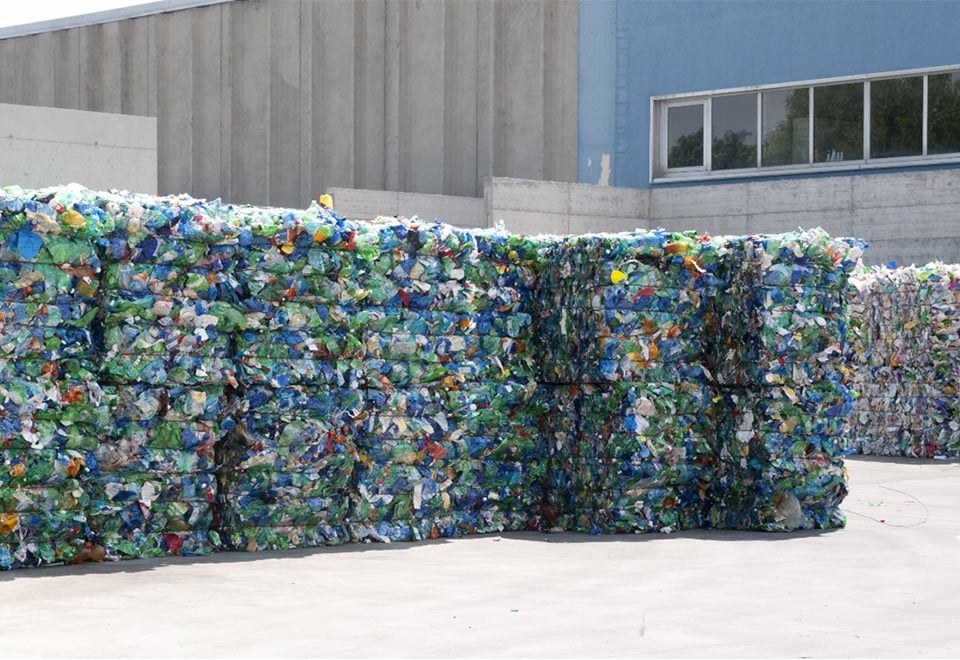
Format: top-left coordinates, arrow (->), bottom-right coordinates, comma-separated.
922,75 -> 929,156
658,103 -> 669,174
863,80 -> 871,162
756,93 -> 762,167
808,86 -> 814,164
704,99 -> 712,171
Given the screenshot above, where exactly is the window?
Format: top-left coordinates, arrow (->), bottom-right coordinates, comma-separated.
814,83 -> 863,163
928,72 -> 960,155
712,94 -> 757,170
667,104 -> 703,168
871,76 -> 922,158
652,65 -> 960,181
761,88 -> 808,166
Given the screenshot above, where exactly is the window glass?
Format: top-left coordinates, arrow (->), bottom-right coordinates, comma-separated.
667,104 -> 704,168
813,82 -> 863,163
928,72 -> 960,155
762,88 -> 809,166
871,77 -> 922,158
712,93 -> 757,170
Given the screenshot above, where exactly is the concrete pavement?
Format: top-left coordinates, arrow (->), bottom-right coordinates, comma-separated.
1,456 -> 958,658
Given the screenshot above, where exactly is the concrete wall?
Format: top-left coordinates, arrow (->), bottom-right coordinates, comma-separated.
579,0 -> 960,188
485,177 -> 647,236
0,103 -> 157,193
648,170 -> 960,266
334,169 -> 960,266
328,187 -> 485,228
0,0 -> 577,208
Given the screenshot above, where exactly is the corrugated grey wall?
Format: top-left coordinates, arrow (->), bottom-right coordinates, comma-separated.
0,0 -> 578,207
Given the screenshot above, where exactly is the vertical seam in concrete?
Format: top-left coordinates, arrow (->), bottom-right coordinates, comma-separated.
613,0 -> 627,188
473,1 -> 480,197
218,3 -> 224,199
298,0 -> 303,203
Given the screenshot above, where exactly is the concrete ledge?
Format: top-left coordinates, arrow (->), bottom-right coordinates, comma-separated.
0,103 -> 157,193
329,187 -> 484,228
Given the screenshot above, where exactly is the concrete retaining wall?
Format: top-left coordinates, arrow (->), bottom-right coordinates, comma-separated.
334,170 -> 960,266
0,103 -> 157,193
0,0 -> 577,208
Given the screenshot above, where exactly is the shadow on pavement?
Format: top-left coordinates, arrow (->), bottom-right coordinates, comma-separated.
0,526 -> 842,581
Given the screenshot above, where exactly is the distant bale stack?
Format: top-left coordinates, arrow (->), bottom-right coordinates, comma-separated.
709,230 -> 864,531
217,203 -> 363,551
90,191 -> 242,559
0,186 -> 107,569
349,223 -> 547,542
538,230 -> 721,534
847,264 -> 960,458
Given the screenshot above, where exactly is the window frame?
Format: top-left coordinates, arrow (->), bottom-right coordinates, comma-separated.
650,64 -> 960,183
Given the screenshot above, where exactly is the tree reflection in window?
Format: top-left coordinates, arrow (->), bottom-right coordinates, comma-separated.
762,88 -> 809,166
813,83 -> 863,163
929,72 -> 960,155
669,129 -> 704,168
712,94 -> 757,170
667,105 -> 704,168
871,77 -> 922,158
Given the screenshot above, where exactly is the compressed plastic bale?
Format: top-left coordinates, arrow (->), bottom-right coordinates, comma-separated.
0,539 -> 84,569
225,524 -> 351,552
846,263 -> 960,457
351,384 -> 550,541
361,358 -> 522,389
0,502 -> 87,545
97,530 -> 217,559
361,378 -> 538,421
349,454 -> 547,542
216,407 -> 360,550
1,449 -> 94,488
236,357 -> 363,388
0,188 -> 104,568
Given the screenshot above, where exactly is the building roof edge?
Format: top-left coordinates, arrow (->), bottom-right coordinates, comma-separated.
0,0 -> 235,40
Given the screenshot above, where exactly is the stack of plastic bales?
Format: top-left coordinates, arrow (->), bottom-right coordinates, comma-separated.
349,223 -> 548,542
846,263 -> 960,458
217,204 -> 365,551
89,192 -> 242,559
538,230 -> 721,534
708,229 -> 864,531
0,186 -> 106,569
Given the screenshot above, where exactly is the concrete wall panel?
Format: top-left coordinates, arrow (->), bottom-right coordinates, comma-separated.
353,0 -> 386,191
227,1 -> 270,204
307,0 -> 357,198
156,9 -> 194,196
745,178 -> 853,214
52,30 -> 83,110
0,0 -> 577,205
494,1 -> 544,179
543,0 -> 578,184
80,22 -> 123,114
0,40 -> 20,105
18,33 -> 55,107
190,6 -> 224,201
329,186 -> 484,228
397,192 -> 484,227
0,103 -> 157,192
398,1 -> 445,194
267,0 -> 301,207
118,18 -> 153,117
650,184 -> 749,220
655,214 -> 749,236
443,0 -> 479,197
748,210 -> 854,238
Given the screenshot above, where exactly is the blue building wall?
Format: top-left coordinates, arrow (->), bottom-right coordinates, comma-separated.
579,0 -> 960,189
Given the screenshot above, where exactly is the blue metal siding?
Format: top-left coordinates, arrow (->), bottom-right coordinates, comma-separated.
578,0 -> 960,189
